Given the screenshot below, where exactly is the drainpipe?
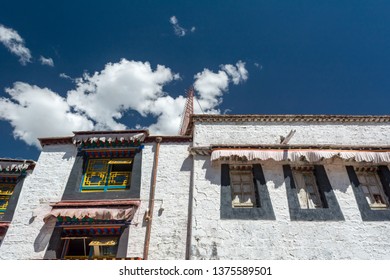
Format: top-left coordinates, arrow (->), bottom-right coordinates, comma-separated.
185,154 -> 194,259
143,136 -> 162,260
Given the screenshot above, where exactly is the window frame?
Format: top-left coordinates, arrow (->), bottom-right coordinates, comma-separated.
346,165 -> 390,221
283,165 -> 344,221
220,164 -> 276,220
80,158 -> 133,192
61,236 -> 119,260
0,183 -> 16,214
355,168 -> 389,210
292,167 -> 324,209
229,165 -> 257,208
61,151 -> 142,201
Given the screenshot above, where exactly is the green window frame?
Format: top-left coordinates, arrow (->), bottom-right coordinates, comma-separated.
0,183 -> 15,214
80,158 -> 133,192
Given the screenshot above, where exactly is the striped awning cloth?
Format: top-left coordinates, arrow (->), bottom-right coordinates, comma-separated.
43,203 -> 139,223
0,222 -> 9,229
211,149 -> 390,163
0,162 -> 31,172
73,133 -> 146,144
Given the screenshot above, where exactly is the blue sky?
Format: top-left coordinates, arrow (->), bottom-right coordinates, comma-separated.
1,1 -> 390,161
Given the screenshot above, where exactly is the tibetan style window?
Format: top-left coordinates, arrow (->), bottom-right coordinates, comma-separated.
0,183 -> 15,214
58,219 -> 123,260
55,216 -> 124,260
61,236 -> 119,259
221,164 -> 275,220
355,167 -> 389,209
229,165 -> 257,208
283,165 -> 344,221
81,159 -> 133,192
292,166 -> 323,209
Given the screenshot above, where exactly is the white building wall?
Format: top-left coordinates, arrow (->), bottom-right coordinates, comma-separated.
191,157 -> 390,259
191,121 -> 390,259
194,122 -> 390,146
0,144 -> 77,260
127,142 -> 191,259
0,141 -> 191,260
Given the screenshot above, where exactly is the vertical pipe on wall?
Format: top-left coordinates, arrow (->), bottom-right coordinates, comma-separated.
143,137 -> 162,260
185,154 -> 194,260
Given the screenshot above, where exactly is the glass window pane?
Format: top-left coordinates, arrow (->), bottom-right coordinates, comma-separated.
66,238 -> 91,257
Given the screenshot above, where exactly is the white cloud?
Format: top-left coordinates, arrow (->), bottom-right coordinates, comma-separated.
169,16 -> 178,25
67,59 -> 180,131
254,62 -> 263,70
39,56 -> 54,67
194,61 -> 248,113
0,59 -> 249,147
0,82 -> 93,147
59,73 -> 73,80
0,24 -> 32,65
147,95 -> 186,135
169,16 -> 195,37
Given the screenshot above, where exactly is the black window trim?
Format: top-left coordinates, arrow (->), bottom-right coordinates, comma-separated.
346,165 -> 390,221
283,164 -> 344,221
220,163 -> 275,220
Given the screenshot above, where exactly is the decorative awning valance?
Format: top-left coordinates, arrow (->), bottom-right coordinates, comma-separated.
44,200 -> 140,223
211,149 -> 390,163
0,222 -> 9,229
73,132 -> 146,144
0,161 -> 34,173
44,207 -> 137,223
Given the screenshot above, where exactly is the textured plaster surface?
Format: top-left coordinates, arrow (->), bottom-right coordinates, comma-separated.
0,144 -> 76,260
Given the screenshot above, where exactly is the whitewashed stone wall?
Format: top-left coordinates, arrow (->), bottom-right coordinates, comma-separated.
191,157 -> 390,260
0,141 -> 191,260
191,121 -> 390,259
0,144 -> 77,260
127,142 -> 191,259
194,122 -> 390,146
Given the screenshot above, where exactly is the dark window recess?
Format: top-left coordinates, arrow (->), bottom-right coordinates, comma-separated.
64,238 -> 92,258
283,165 -> 344,221
61,151 -> 142,201
44,224 -> 129,260
220,164 -> 275,220
346,165 -> 390,221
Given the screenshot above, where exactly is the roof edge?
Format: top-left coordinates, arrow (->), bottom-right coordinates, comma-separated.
38,136 -> 74,147
145,135 -> 193,143
185,114 -> 390,135
73,129 -> 149,136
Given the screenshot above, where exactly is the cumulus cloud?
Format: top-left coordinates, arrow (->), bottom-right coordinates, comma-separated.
0,82 -> 93,147
39,56 -> 54,67
67,59 -> 180,130
0,59 -> 248,147
194,61 -> 248,113
0,24 -> 32,65
169,16 -> 195,37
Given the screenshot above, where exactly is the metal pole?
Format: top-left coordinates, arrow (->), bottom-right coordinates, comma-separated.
143,137 -> 162,260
